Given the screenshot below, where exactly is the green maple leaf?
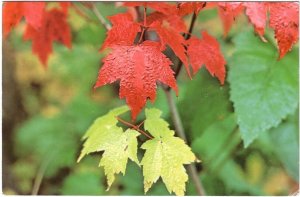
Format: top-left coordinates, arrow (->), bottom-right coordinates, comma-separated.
77,106 -> 140,189
141,108 -> 198,196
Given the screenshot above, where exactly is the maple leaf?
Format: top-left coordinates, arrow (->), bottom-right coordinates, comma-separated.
176,2 -> 206,16
95,41 -> 178,120
100,12 -> 141,50
217,2 -> 244,37
150,21 -> 190,77
147,12 -> 187,33
123,2 -> 190,77
3,2 -> 45,37
269,2 -> 299,59
100,129 -> 139,189
77,106 -> 140,189
141,108 -> 198,196
244,2 -> 267,37
59,2 -> 71,14
128,2 -> 188,33
125,2 -> 188,33
186,31 -> 226,85
23,8 -> 72,67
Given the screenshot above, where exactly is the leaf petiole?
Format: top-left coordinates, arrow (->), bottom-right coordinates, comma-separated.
137,6 -> 147,44
115,116 -> 153,139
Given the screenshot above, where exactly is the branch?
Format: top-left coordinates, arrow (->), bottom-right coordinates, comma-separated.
116,116 -> 153,139
174,12 -> 197,79
164,90 -> 206,196
165,12 -> 197,92
31,155 -> 52,195
138,6 -> 147,44
91,3 -> 112,31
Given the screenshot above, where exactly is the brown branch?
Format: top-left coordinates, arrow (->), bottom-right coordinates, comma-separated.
116,116 -> 153,139
175,12 -> 197,79
137,120 -> 145,129
138,28 -> 146,44
138,7 -> 147,44
91,3 -> 112,31
164,90 -> 206,196
143,6 -> 147,26
164,12 -> 198,92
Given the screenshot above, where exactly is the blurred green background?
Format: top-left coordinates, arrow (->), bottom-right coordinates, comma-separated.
2,2 -> 299,195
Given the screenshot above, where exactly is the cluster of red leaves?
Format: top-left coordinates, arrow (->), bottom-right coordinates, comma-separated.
211,2 -> 299,59
96,2 -> 227,119
3,2 -> 71,67
95,2 -> 299,119
3,2 -> 299,120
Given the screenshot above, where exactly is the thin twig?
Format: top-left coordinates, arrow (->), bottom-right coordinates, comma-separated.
165,12 -> 198,91
116,116 -> 153,139
91,3 -> 112,30
174,12 -> 197,79
138,28 -> 146,44
143,6 -> 147,27
137,120 -> 145,128
71,3 -> 98,24
31,156 -> 52,195
164,90 -> 206,196
138,7 -> 147,44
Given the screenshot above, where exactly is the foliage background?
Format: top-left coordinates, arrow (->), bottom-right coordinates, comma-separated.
2,2 -> 299,195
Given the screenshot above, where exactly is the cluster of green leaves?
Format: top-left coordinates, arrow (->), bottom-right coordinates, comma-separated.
178,28 -> 298,195
78,106 -> 198,196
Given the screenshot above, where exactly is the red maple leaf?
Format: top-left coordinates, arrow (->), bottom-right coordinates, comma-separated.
3,2 -> 45,37
123,2 -> 191,78
23,8 -> 72,67
60,2 -> 71,14
217,2 -> 244,37
176,2 -> 206,16
123,2 -> 186,32
269,2 -> 299,59
95,41 -> 178,120
149,20 -> 190,77
147,11 -> 187,33
187,31 -> 226,85
244,2 -> 267,37
100,12 -> 141,51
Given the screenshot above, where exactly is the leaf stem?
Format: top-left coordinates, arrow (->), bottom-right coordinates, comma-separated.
164,90 -> 206,196
138,7 -> 147,44
91,3 -> 112,31
138,28 -> 146,44
116,116 -> 153,139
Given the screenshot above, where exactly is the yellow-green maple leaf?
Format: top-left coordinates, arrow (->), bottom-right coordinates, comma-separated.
77,106 -> 140,189
141,108 -> 198,196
